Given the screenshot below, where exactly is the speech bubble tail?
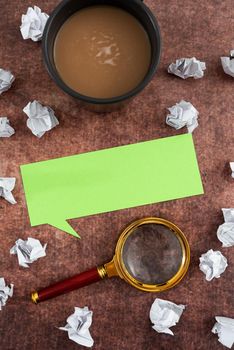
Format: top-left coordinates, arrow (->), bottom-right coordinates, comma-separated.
48,219 -> 80,238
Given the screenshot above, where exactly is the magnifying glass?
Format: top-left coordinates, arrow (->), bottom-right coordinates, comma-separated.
31,217 -> 190,303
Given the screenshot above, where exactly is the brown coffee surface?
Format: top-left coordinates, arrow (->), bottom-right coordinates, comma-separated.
53,6 -> 151,98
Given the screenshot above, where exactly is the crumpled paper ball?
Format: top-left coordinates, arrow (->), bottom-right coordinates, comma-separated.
0,68 -> 15,94
0,177 -> 17,204
0,278 -> 14,310
221,50 -> 234,78
59,306 -> 94,347
10,237 -> 47,268
20,6 -> 49,42
168,57 -> 206,79
166,100 -> 199,133
0,117 -> 15,137
199,249 -> 228,281
149,298 -> 185,336
23,100 -> 59,138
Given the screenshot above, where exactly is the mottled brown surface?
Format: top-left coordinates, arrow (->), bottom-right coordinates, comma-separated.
0,1 -> 233,349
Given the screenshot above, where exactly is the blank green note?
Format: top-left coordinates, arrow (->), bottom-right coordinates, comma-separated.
20,134 -> 204,237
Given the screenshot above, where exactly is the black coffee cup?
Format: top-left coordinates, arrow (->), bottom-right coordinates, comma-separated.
42,0 -> 161,111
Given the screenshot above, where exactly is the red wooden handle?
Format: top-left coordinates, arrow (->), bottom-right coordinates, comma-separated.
33,267 -> 101,303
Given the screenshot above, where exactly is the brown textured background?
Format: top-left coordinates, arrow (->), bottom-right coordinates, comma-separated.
0,0 -> 233,349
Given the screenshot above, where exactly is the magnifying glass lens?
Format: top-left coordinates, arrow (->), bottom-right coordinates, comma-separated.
121,223 -> 183,285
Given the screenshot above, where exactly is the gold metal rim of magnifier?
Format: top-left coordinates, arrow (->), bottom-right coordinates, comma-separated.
103,217 -> 190,292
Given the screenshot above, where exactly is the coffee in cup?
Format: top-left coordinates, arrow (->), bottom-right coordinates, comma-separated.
53,5 -> 151,99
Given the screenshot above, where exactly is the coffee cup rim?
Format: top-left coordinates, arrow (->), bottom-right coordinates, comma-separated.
42,0 -> 161,105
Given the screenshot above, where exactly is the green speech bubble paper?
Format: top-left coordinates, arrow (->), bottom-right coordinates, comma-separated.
20,134 -> 204,237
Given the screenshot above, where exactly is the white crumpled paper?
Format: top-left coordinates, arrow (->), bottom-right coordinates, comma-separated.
23,100 -> 59,138
218,223 -> 234,247
10,237 -> 47,268
199,249 -> 228,281
222,208 -> 234,223
149,298 -> 185,336
230,162 -> 234,178
0,177 -> 17,204
0,277 -> 13,310
166,100 -> 199,133
0,68 -> 15,95
217,209 -> 234,247
20,6 -> 49,42
0,117 -> 15,137
221,50 -> 234,78
168,57 -> 206,79
212,316 -> 234,349
59,307 -> 94,347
